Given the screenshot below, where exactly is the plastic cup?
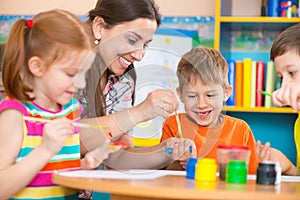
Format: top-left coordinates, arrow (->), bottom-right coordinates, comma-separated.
217,145 -> 250,181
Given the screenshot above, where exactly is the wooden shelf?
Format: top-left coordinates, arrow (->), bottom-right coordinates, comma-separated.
214,0 -> 298,166
222,106 -> 297,113
218,16 -> 300,23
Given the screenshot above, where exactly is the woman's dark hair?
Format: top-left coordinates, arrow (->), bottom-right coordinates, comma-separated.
82,0 -> 161,117
88,0 -> 161,27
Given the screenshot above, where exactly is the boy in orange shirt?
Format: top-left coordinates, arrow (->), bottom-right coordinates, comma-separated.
160,46 -> 260,174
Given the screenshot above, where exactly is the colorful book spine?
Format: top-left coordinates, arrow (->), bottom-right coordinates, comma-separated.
250,60 -> 257,108
265,61 -> 276,108
235,61 -> 243,107
226,60 -> 235,106
243,58 -> 252,107
255,61 -> 265,107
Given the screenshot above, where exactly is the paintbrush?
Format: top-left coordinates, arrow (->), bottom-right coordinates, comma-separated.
168,80 -> 183,139
23,116 -> 109,130
175,110 -> 183,139
257,90 -> 272,97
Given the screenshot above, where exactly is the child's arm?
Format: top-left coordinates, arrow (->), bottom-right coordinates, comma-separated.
0,110 -> 74,199
80,142 -> 122,170
102,137 -> 196,170
269,148 -> 299,176
256,140 -> 300,176
272,82 -> 300,111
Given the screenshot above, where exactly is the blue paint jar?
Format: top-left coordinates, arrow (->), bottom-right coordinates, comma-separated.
186,158 -> 198,179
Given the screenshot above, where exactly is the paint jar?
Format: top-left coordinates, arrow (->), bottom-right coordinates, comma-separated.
186,158 -> 198,179
279,0 -> 298,17
217,145 -> 250,181
256,161 -> 281,185
226,160 -> 247,184
195,158 -> 217,182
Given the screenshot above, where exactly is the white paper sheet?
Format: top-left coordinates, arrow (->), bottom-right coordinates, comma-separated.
55,170 -> 300,182
55,170 -> 186,180
247,174 -> 300,182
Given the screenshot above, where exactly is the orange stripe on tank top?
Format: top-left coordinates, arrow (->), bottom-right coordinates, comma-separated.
41,159 -> 80,171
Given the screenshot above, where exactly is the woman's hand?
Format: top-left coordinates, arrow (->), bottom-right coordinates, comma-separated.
81,142 -> 122,170
141,89 -> 179,119
272,82 -> 300,111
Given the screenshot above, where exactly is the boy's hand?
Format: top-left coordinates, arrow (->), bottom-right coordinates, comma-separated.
164,137 -> 197,169
272,83 -> 300,111
256,140 -> 296,175
256,140 -> 271,161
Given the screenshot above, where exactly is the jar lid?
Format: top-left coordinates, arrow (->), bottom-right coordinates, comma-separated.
217,144 -> 250,150
198,158 -> 216,165
187,157 -> 198,164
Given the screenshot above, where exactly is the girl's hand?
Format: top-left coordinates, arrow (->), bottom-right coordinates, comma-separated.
81,142 -> 122,170
164,137 -> 197,168
272,83 -> 300,111
39,118 -> 74,155
142,89 -> 179,119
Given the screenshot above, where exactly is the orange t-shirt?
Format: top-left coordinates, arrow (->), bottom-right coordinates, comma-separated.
161,113 -> 259,174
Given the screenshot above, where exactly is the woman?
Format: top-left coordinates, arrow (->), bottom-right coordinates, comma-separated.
78,0 -> 196,171
77,1 -> 196,198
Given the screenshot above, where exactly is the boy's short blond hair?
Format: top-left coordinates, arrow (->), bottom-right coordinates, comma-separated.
176,46 -> 229,91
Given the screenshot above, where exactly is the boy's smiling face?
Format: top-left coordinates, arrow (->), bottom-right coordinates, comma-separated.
274,51 -> 300,85
177,79 -> 231,128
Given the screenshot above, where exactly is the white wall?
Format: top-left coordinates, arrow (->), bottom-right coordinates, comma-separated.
0,0 -> 216,16
0,0 -> 261,17
0,0 -> 98,15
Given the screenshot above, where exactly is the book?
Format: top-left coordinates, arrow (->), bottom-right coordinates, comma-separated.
243,58 -> 252,107
226,60 -> 235,106
235,60 -> 243,107
250,60 -> 257,108
255,61 -> 265,107
265,61 -> 276,108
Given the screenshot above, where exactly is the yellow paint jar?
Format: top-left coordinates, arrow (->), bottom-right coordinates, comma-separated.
195,158 -> 217,182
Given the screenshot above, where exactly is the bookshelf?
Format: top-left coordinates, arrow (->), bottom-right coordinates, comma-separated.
223,106 -> 296,113
215,0 -> 300,164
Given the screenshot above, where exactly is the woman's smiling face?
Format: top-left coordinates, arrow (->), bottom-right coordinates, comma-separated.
96,18 -> 157,75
